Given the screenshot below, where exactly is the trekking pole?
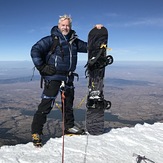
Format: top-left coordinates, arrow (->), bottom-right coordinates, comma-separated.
61,81 -> 65,163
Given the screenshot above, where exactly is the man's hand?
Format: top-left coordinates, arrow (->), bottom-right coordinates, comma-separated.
38,64 -> 56,76
95,24 -> 103,29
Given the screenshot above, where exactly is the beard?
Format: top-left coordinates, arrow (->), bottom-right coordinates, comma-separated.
61,29 -> 70,36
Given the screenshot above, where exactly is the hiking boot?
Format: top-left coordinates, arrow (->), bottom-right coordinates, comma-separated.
64,126 -> 85,135
32,133 -> 42,147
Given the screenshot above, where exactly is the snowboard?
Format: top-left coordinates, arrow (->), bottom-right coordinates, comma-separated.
85,26 -> 113,135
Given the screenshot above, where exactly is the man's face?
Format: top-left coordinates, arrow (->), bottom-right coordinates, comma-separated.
58,19 -> 71,36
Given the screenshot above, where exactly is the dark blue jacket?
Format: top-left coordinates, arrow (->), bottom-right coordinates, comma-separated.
31,26 -> 87,82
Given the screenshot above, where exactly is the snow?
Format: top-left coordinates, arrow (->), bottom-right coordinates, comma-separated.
0,122 -> 163,163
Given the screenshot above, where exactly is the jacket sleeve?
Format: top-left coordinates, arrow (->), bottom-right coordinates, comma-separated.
76,39 -> 87,53
30,36 -> 52,70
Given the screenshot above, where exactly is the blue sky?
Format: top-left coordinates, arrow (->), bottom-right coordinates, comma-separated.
0,0 -> 163,61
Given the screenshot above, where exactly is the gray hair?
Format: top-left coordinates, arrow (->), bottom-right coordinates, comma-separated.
58,14 -> 72,27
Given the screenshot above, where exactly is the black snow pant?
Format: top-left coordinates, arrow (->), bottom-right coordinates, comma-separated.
31,80 -> 75,135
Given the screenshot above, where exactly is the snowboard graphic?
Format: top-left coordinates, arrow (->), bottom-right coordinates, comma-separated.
85,26 -> 113,135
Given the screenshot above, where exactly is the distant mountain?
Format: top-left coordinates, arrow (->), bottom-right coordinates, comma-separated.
0,61 -> 162,86
105,78 -> 154,86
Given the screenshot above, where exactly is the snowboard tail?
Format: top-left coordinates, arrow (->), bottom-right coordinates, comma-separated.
85,26 -> 113,135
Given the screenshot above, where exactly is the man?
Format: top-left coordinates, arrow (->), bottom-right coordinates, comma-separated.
31,14 -> 103,147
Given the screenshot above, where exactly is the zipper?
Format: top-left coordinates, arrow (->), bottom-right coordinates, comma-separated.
68,44 -> 72,71
55,56 -> 58,67
63,35 -> 72,71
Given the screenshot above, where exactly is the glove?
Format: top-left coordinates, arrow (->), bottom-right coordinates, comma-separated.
38,64 -> 56,76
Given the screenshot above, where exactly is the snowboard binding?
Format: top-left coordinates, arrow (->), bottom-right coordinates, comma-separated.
85,43 -> 113,111
85,48 -> 113,76
86,97 -> 111,110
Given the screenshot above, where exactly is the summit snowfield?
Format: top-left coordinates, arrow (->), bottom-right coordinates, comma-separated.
0,122 -> 162,163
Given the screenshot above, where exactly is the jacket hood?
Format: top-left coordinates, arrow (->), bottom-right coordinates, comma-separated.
51,26 -> 59,35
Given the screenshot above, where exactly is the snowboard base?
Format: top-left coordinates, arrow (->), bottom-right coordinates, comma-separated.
86,98 -> 111,135
86,108 -> 104,135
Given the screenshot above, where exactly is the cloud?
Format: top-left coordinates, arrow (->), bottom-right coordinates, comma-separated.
104,13 -> 120,17
124,17 -> 163,27
28,29 -> 35,33
108,18 -> 163,28
27,26 -> 51,34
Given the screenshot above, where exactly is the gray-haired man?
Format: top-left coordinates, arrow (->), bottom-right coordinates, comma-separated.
30,14 -> 103,147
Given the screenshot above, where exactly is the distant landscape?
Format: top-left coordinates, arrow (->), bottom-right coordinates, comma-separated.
0,61 -> 163,146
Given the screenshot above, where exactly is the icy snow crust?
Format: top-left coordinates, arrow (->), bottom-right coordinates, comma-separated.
0,122 -> 163,163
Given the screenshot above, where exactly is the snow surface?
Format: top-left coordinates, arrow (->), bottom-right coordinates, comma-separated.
0,122 -> 163,163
